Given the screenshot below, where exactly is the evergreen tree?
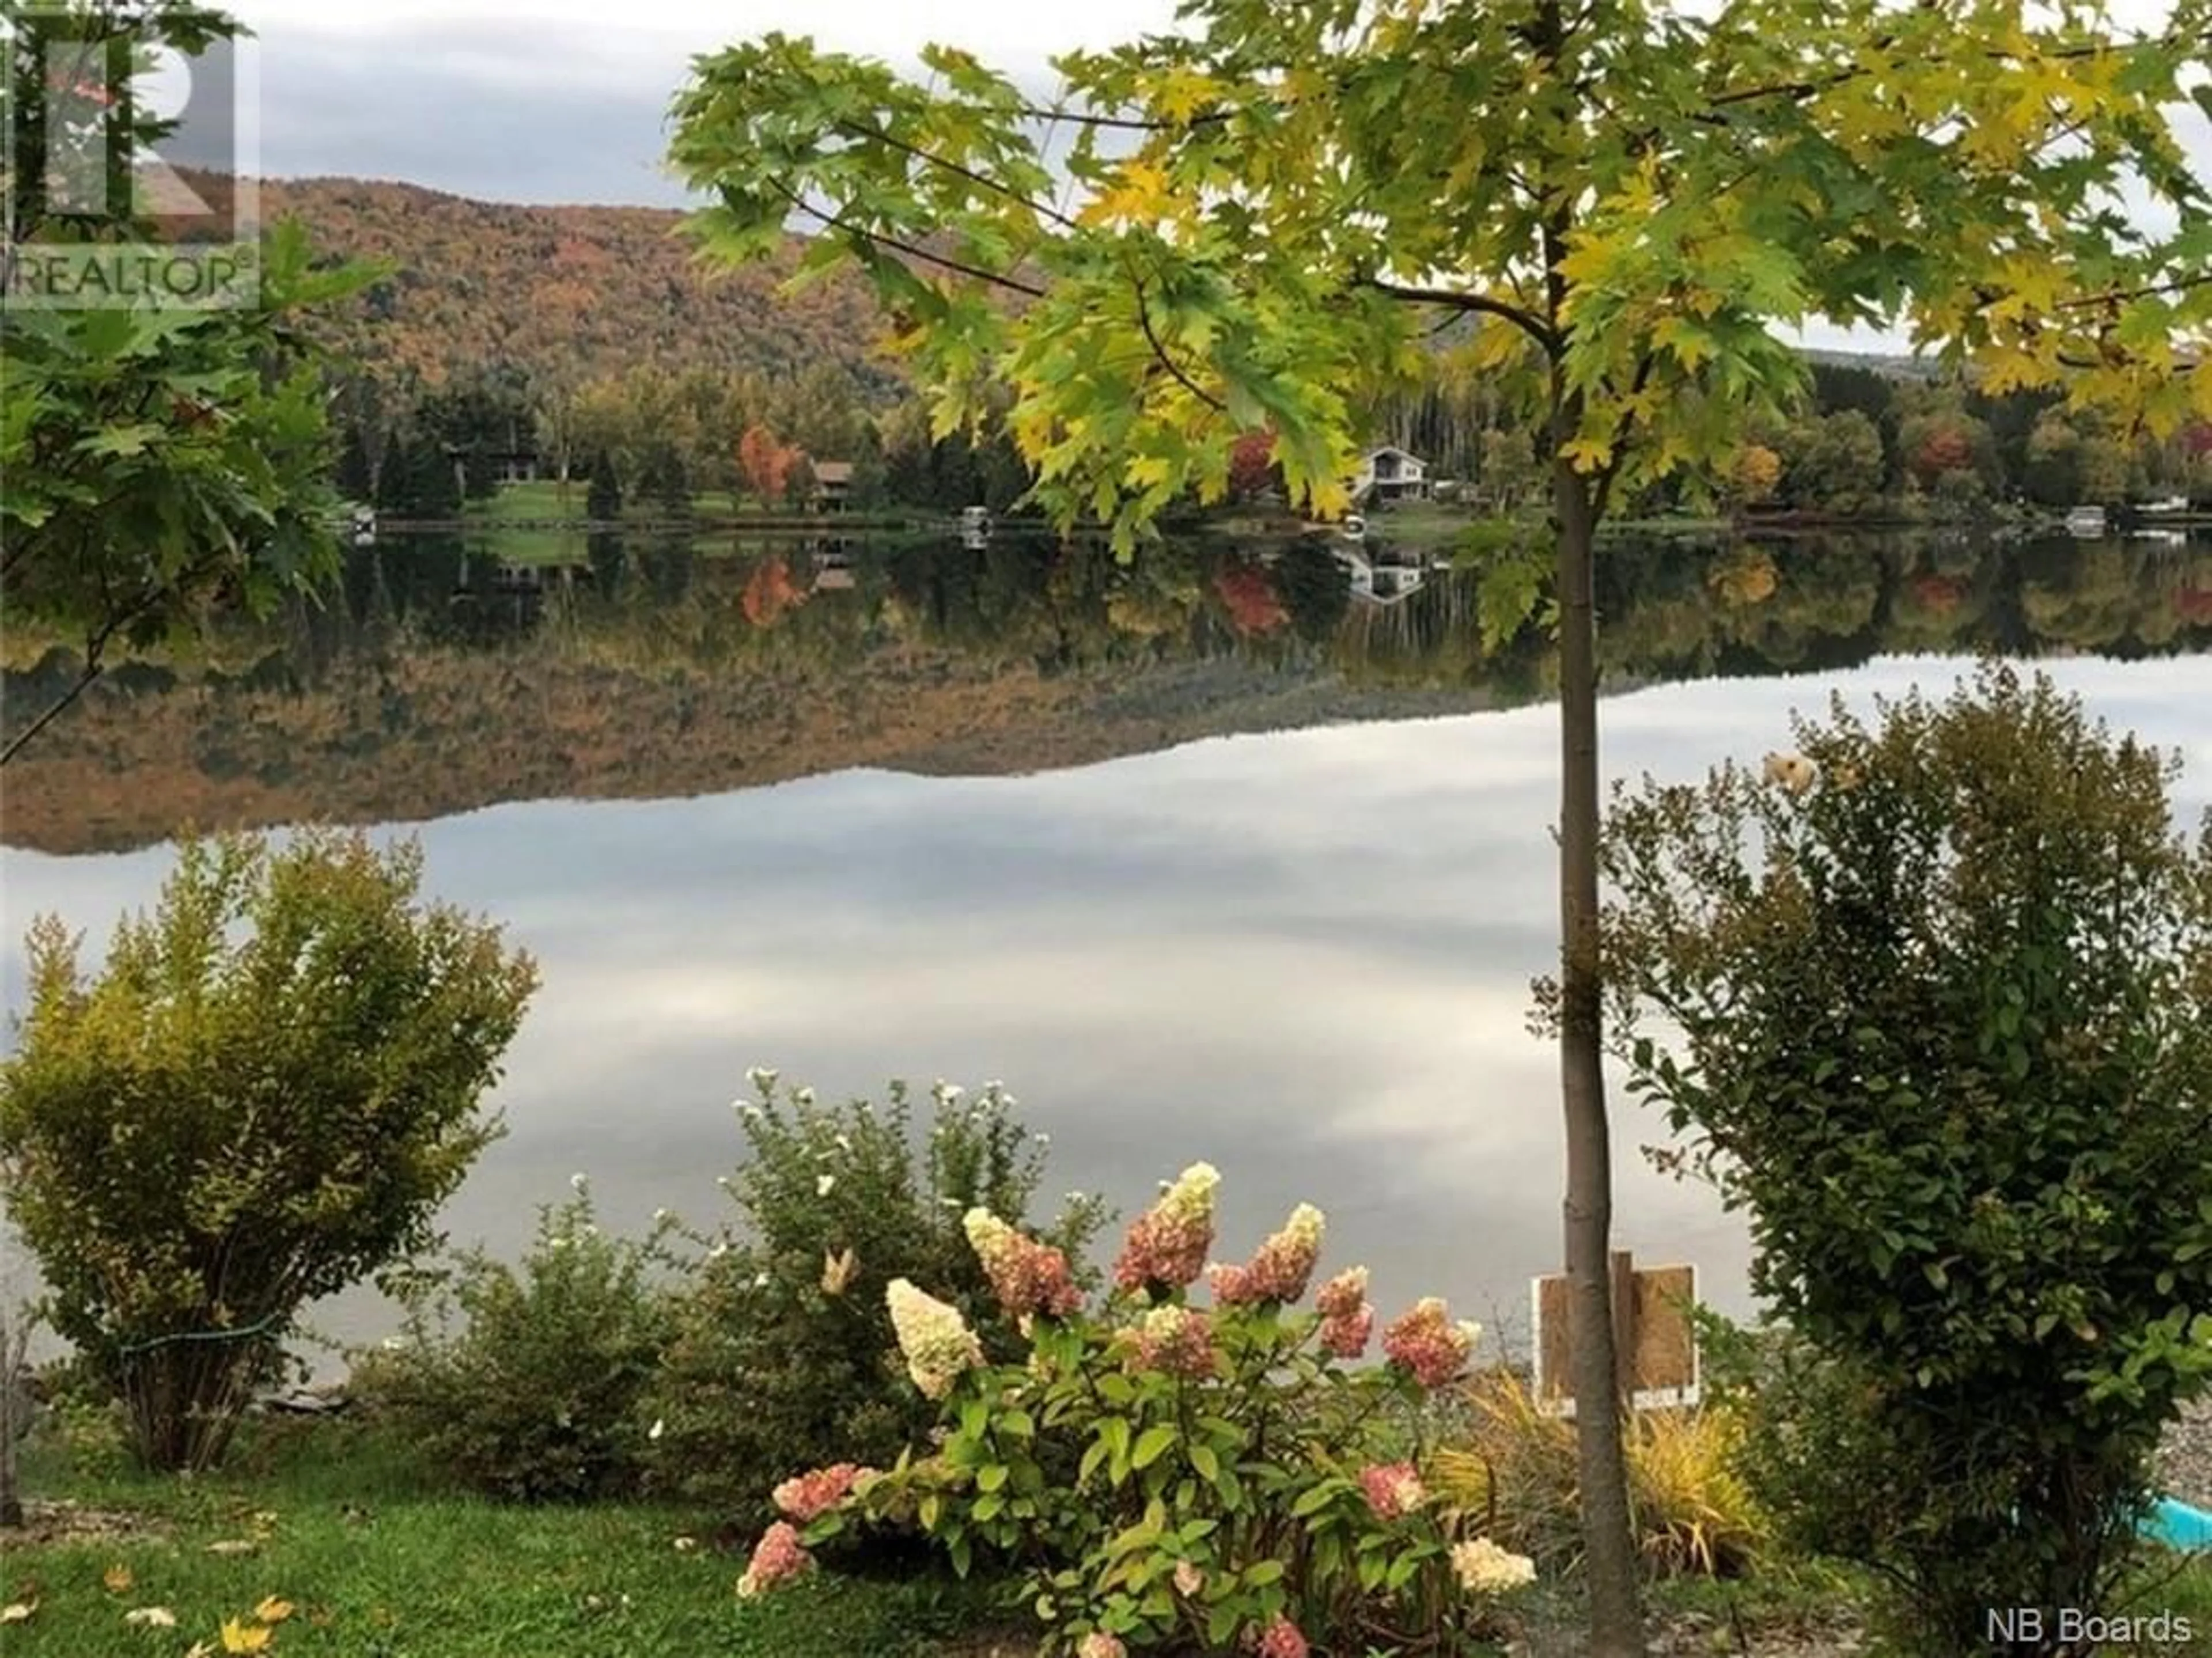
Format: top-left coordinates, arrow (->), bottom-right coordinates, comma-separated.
586,450 -> 623,522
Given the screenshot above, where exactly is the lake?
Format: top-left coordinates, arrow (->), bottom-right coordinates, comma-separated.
3,526 -> 2209,1364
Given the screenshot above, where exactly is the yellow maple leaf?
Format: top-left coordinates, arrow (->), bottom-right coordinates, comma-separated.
221,1616 -> 274,1653
104,1563 -> 135,1594
1560,437 -> 1613,473
1154,67 -> 1218,123
253,1596 -> 296,1624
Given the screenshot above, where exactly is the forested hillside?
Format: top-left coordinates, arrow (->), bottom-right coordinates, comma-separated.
243,174 -> 2211,518
255,176 -> 902,396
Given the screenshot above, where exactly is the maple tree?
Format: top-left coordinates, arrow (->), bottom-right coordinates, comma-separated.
0,5 -> 374,765
1225,430 -> 1281,500
737,422 -> 799,504
671,3 -> 2210,1649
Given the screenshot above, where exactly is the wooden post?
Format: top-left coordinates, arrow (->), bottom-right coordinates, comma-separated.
1609,1250 -> 1637,1405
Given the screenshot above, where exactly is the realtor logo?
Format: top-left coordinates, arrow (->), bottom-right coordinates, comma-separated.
1,5 -> 260,308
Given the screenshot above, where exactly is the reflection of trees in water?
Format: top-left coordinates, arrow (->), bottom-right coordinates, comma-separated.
78,529 -> 2212,713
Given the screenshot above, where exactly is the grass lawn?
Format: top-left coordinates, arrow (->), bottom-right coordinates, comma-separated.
10,1411 -> 2204,1657
3,1417 -> 1013,1658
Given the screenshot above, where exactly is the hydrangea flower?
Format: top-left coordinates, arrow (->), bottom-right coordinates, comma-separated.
964,1208 -> 1082,1319
1253,1613 -> 1310,1658
1075,1634 -> 1127,1658
1128,1303 -> 1218,1380
1209,1202 -> 1325,1305
771,1463 -> 872,1522
1452,1536 -> 1538,1593
887,1277 -> 983,1399
1358,1461 -> 1427,1520
1382,1298 -> 1478,1388
736,1521 -> 811,1596
1173,1560 -> 1205,1596
1315,1266 -> 1376,1357
1113,1162 -> 1221,1291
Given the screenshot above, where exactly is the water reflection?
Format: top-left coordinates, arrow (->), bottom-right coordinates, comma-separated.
4,529 -> 2209,856
2,534 -> 2209,1356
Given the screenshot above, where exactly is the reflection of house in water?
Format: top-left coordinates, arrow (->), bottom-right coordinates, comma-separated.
812,551 -> 856,592
1335,547 -> 1428,605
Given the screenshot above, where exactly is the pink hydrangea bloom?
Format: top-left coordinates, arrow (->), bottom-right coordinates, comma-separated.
1382,1298 -> 1479,1388
1252,1613 -> 1309,1658
1209,1203 -> 1325,1306
1113,1162 -> 1220,1291
1076,1634 -> 1128,1658
1315,1266 -> 1369,1319
771,1462 -> 870,1522
1320,1302 -> 1374,1359
736,1520 -> 812,1596
887,1277 -> 984,1399
964,1207 -> 1082,1319
1359,1461 -> 1427,1520
1128,1303 -> 1218,1380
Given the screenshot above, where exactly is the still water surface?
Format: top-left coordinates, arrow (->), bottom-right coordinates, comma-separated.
3,531 -> 2208,1357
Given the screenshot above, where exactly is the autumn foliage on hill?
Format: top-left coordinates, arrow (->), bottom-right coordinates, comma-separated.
249,176 -> 903,396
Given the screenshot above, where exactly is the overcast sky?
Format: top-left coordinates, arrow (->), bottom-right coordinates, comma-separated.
223,1 -> 2206,355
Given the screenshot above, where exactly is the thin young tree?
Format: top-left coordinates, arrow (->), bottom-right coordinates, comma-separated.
668,3 -> 2211,1649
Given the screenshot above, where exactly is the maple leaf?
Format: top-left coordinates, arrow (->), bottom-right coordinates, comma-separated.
253,1596 -> 296,1623
0,1599 -> 36,1624
220,1615 -> 274,1652
104,1563 -> 135,1594
124,1607 -> 179,1628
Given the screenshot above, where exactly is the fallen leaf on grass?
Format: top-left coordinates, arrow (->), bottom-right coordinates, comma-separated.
672,1536 -> 699,1553
220,1614 -> 274,1652
124,1606 -> 178,1628
104,1562 -> 135,1593
305,1605 -> 334,1629
185,1642 -> 215,1658
0,1599 -> 37,1623
204,1540 -> 257,1557
253,1596 -> 294,1623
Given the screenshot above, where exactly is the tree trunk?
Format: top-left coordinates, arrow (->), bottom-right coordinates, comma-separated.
1553,450 -> 1645,1657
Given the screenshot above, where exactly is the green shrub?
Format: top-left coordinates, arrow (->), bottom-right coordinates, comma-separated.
1590,664 -> 2212,1655
0,828 -> 537,1473
641,1074 -> 1107,1528
737,1163 -> 1539,1657
351,1185 -> 676,1503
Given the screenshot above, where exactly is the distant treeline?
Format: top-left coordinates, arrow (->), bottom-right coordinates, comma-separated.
1372,361 -> 2212,515
332,363 -> 1038,519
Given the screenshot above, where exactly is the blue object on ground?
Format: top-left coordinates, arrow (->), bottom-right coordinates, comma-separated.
2146,1496 -> 2212,1550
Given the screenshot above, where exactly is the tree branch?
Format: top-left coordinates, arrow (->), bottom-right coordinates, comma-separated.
2054,271 -> 2212,310
829,117 -> 1084,233
1589,352 -> 1658,523
1357,277 -> 1562,352
1,547 -> 233,766
764,179 -> 1048,299
1132,277 -> 1226,412
1014,104 -> 1234,132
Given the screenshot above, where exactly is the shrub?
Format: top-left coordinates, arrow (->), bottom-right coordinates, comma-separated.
1588,663 -> 2212,1654
0,828 -> 537,1472
350,1185 -> 676,1502
741,1163 -> 1539,1657
642,1074 -> 1108,1528
1427,1369 -> 1767,1580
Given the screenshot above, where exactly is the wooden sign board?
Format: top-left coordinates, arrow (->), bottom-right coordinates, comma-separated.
1531,1253 -> 1699,1417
